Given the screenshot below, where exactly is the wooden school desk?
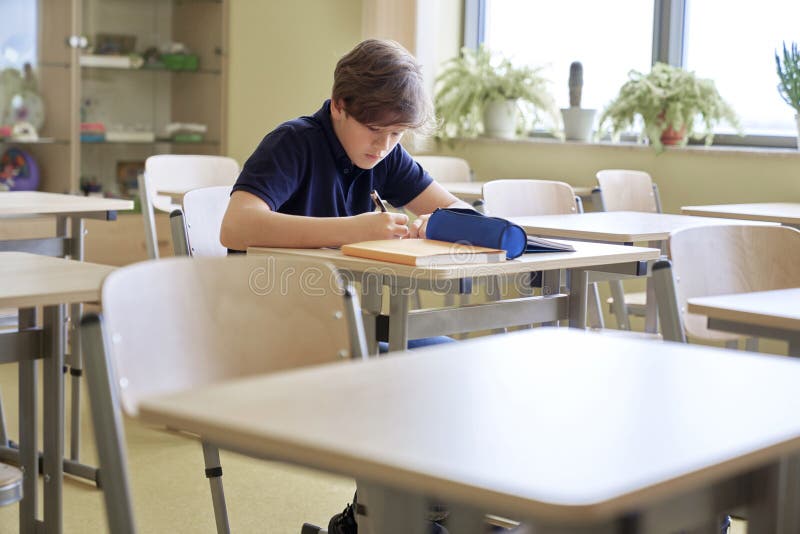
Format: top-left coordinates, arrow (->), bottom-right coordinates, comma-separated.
0,252 -> 114,534
0,191 -> 132,483
249,241 -> 659,352
137,328 -> 800,533
510,211 -> 778,332
681,202 -> 800,227
688,288 -> 800,357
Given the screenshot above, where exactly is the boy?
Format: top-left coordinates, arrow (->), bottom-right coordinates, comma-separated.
221,39 -> 467,533
220,38 -> 463,252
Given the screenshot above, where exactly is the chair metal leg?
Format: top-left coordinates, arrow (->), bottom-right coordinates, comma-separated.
202,441 -> 231,534
608,279 -> 632,330
587,282 -> 604,329
81,314 -> 137,534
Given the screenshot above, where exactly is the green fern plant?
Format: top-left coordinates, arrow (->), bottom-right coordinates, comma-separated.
434,46 -> 557,141
776,41 -> 800,114
598,62 -> 740,152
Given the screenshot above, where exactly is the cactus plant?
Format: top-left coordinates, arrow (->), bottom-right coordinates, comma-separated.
568,61 -> 583,108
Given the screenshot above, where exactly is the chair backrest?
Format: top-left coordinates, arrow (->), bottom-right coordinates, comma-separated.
668,224 -> 800,341
172,185 -> 232,257
482,179 -> 579,217
95,254 -> 366,416
414,155 -> 472,182
140,155 -> 239,259
595,169 -> 659,213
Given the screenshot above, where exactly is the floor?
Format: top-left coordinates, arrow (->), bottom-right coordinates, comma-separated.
0,363 -> 354,533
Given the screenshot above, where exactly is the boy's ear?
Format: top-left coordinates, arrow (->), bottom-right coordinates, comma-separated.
330,98 -> 345,119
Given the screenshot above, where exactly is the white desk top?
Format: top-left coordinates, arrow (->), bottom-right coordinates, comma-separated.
0,252 -> 114,308
681,202 -> 800,225
0,191 -> 133,216
511,211 -> 777,243
443,182 -> 594,202
249,240 -> 659,280
138,328 -> 800,523
688,288 -> 800,332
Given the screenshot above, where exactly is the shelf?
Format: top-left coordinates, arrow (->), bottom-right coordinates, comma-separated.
0,138 -> 68,145
81,139 -> 220,146
81,65 -> 221,75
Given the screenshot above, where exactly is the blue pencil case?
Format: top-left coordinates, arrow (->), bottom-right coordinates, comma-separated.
425,208 -> 527,259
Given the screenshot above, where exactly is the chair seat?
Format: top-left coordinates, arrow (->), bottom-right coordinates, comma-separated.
607,291 -> 646,317
0,462 -> 23,507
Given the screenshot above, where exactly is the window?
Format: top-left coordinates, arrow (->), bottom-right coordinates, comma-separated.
482,0 -> 654,121
684,0 -> 800,137
469,0 -> 799,145
0,0 -> 37,68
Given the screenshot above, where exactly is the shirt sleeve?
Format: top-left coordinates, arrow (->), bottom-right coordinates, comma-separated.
232,126 -> 305,211
379,144 -> 434,208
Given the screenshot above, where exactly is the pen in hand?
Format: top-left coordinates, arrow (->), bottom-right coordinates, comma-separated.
370,190 -> 388,213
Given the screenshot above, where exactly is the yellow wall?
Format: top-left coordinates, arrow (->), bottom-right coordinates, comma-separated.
434,140 -> 800,213
227,0 -> 363,165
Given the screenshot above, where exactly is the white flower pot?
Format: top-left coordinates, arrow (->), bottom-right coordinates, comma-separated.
483,100 -> 518,139
560,107 -> 596,141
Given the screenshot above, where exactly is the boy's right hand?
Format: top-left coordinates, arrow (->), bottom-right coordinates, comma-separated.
350,211 -> 409,241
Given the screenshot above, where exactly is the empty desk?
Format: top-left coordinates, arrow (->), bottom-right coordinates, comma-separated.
138,328 -> 800,533
688,288 -> 800,356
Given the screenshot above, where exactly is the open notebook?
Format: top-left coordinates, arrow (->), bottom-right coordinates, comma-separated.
341,239 -> 506,266
526,235 -> 575,252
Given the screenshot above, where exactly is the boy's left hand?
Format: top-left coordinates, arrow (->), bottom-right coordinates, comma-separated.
409,214 -> 430,238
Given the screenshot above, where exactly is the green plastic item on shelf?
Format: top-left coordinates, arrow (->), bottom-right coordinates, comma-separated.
172,133 -> 204,143
161,54 -> 199,71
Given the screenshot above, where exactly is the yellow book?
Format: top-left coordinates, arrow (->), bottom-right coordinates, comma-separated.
341,239 -> 506,266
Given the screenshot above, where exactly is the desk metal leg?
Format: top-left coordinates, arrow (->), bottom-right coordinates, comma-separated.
18,308 -> 37,534
358,482 -> 428,534
388,284 -> 410,352
360,275 -> 382,356
644,241 -> 664,334
568,268 -> 589,329
43,304 -> 64,534
68,217 -> 85,464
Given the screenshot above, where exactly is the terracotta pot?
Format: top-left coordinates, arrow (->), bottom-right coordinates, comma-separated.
657,110 -> 686,145
659,124 -> 686,145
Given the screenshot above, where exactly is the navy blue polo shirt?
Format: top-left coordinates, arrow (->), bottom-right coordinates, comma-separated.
232,100 -> 433,217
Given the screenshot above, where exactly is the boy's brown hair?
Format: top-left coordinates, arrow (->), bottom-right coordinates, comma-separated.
332,39 -> 433,132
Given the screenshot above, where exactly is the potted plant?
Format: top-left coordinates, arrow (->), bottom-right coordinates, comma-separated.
598,62 -> 740,151
434,46 -> 557,141
560,61 -> 596,141
775,41 -> 800,149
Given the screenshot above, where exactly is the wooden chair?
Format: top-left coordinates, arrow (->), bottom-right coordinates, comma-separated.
481,179 -> 603,329
413,155 -> 472,182
595,169 -> 662,330
654,224 -> 800,348
170,185 -> 232,257
140,155 -> 239,259
82,255 -> 367,534
482,179 -> 581,217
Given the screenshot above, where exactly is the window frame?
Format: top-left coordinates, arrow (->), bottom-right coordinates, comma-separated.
466,0 -> 797,149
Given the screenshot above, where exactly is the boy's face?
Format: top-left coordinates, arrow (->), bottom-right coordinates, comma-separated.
330,99 -> 406,169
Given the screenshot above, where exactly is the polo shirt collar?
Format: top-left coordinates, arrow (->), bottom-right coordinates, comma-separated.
315,100 -> 356,175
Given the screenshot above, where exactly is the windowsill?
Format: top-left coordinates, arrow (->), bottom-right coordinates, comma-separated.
451,135 -> 800,158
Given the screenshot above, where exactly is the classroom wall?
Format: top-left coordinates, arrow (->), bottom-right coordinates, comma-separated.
227,0 -> 363,165
432,140 -> 800,213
